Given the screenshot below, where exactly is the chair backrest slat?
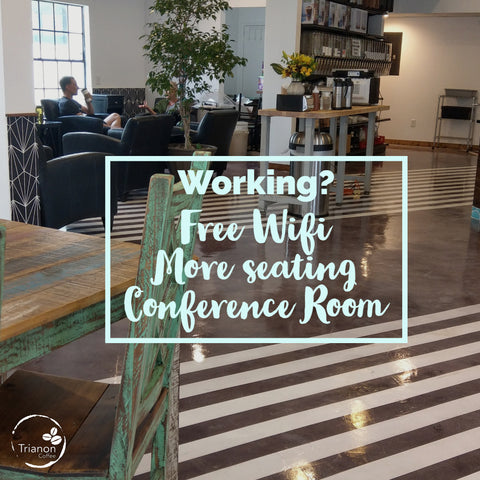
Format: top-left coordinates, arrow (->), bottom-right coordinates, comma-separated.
109,159 -> 209,478
0,225 -> 5,320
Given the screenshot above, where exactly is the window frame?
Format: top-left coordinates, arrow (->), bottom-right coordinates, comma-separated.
32,0 -> 90,105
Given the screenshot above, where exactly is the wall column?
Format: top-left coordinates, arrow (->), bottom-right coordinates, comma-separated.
1,0 -> 38,224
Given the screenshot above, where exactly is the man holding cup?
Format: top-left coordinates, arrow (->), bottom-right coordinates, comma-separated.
58,76 -> 122,129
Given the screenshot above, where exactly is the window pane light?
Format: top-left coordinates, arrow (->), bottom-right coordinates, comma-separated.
39,1 -> 54,30
54,2 -> 68,31
68,5 -> 83,33
32,1 -> 90,100
32,1 -> 39,29
43,61 -> 58,88
33,31 -> 40,58
55,32 -> 68,59
69,33 -> 83,60
40,30 -> 55,59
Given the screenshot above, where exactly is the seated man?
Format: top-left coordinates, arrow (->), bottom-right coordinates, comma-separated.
58,76 -> 122,129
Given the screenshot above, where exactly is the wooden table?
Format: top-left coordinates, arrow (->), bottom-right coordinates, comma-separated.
0,220 -> 140,374
259,105 -> 390,206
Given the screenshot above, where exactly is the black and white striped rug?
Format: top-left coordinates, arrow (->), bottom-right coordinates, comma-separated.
68,164 -> 476,243
71,163 -> 479,479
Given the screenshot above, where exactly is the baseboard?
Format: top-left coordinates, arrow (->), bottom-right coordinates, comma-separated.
386,138 -> 479,153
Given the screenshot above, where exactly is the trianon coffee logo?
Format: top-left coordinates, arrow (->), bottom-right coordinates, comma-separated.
11,415 -> 66,468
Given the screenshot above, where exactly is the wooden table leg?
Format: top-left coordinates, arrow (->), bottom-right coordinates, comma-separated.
364,111 -> 376,194
259,116 -> 271,212
335,116 -> 349,205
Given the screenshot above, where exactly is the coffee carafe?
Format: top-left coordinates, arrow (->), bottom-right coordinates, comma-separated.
332,78 -> 344,110
343,77 -> 353,109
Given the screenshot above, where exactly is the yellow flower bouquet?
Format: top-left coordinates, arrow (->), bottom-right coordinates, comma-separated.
271,51 -> 317,81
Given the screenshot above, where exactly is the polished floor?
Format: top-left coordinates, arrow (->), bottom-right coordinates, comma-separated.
22,146 -> 480,479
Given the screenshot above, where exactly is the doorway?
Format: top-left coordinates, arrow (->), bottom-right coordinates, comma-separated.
224,7 -> 265,100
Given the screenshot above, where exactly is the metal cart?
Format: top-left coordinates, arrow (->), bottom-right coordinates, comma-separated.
433,88 -> 478,151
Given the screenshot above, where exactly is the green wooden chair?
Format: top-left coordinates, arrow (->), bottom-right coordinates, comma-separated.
0,225 -> 5,321
0,159 -> 209,480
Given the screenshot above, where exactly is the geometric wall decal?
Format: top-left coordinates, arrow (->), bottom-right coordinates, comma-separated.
7,113 -> 41,225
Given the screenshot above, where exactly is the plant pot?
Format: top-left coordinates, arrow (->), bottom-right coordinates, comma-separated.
286,80 -> 305,95
168,143 -> 217,180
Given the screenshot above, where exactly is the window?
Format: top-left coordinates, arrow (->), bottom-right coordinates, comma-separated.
32,0 -> 90,105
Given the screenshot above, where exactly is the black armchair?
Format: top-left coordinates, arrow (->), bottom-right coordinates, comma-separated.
62,114 -> 176,199
41,99 -> 105,134
38,145 -> 117,230
170,109 -> 239,175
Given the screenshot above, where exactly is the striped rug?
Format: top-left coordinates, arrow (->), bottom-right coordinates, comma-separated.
72,163 -> 478,479
68,164 -> 476,242
176,304 -> 480,479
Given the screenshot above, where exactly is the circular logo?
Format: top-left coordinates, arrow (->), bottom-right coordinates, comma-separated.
11,415 -> 66,469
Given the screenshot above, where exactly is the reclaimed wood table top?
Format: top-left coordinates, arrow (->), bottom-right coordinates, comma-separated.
258,105 -> 390,119
0,219 -> 140,343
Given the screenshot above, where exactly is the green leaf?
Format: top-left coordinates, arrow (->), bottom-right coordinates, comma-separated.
271,63 -> 284,75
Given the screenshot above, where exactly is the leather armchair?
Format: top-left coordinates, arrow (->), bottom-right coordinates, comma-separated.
41,99 -> 105,134
38,145 -> 117,230
62,114 -> 176,200
170,109 -> 239,175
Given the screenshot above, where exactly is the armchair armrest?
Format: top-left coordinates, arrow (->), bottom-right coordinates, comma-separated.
107,128 -> 123,140
58,115 -> 105,134
63,131 -> 123,155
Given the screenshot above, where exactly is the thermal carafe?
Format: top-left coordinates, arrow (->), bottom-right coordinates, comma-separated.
343,77 -> 353,109
332,78 -> 344,110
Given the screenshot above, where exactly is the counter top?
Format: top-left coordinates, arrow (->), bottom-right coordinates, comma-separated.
258,105 -> 390,119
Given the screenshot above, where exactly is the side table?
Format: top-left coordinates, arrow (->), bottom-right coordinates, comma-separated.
258,104 -> 390,207
36,121 -> 62,157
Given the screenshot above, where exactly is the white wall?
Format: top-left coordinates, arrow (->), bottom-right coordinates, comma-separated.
229,0 -> 265,7
0,1 -> 9,219
70,0 -> 147,88
1,0 -> 34,113
263,0 -> 302,155
0,0 -> 36,220
394,0 -> 480,14
381,15 -> 480,145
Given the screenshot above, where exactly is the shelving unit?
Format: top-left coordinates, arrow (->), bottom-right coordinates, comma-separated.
347,116 -> 390,155
296,0 -> 393,157
433,89 -> 478,151
300,0 -> 394,78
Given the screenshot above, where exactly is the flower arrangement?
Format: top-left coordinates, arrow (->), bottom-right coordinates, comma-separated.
271,51 -> 317,81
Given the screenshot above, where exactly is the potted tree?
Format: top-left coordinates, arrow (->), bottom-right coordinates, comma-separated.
143,0 -> 247,152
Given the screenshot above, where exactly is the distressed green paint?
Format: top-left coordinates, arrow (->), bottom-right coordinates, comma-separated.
0,294 -> 126,371
0,225 -> 4,321
109,161 -> 209,479
0,163 -> 209,479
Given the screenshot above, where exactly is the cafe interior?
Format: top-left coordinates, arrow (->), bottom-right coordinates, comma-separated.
0,0 -> 479,479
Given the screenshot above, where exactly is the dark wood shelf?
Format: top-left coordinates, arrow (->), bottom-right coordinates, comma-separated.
348,143 -> 387,156
348,117 -> 391,128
